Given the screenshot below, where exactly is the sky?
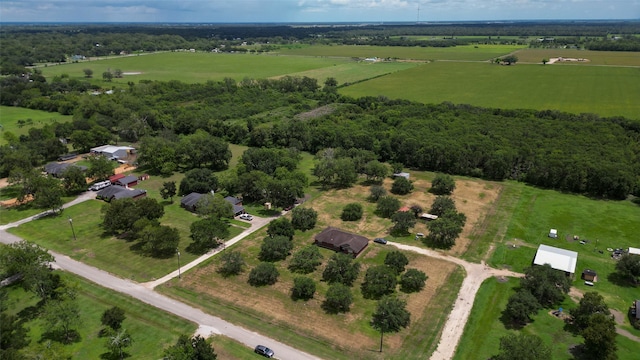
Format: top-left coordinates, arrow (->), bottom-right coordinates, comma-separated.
1,0 -> 639,23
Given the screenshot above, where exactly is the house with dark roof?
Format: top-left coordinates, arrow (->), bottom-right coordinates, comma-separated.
109,173 -> 126,184
96,185 -> 146,202
115,175 -> 138,188
181,192 -> 205,212
314,227 -> 369,258
224,196 -> 245,216
181,193 -> 245,215
44,162 -> 87,178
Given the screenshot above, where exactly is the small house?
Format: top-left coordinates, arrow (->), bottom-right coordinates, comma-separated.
181,192 -> 205,212
224,196 -> 245,216
581,269 -> 597,282
109,173 -> 126,184
44,162 -> 87,178
96,185 -> 146,202
548,229 -> 558,239
314,227 -> 369,258
115,175 -> 138,188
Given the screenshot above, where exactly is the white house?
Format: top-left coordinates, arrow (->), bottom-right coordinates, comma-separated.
533,244 -> 578,278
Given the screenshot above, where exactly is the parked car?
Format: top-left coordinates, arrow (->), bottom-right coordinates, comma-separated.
254,345 -> 274,358
283,204 -> 294,211
374,237 -> 388,245
239,213 -> 253,221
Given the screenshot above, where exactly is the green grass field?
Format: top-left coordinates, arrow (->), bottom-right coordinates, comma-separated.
453,278 -> 639,360
39,52 -> 355,84
4,272 -> 196,359
514,48 -> 640,66
0,105 -> 73,145
276,44 -> 526,61
339,61 -> 640,119
488,183 -> 640,319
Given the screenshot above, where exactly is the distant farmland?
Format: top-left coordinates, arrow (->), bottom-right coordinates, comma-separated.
0,106 -> 73,145
339,61 -> 640,119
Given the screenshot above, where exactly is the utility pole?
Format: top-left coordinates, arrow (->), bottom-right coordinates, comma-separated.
177,249 -> 182,279
68,217 -> 77,241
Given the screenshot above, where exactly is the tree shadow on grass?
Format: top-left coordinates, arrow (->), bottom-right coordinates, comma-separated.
17,304 -> 42,322
100,351 -> 131,360
607,272 -> 637,288
568,344 -> 588,360
40,329 -> 81,345
420,237 -> 453,250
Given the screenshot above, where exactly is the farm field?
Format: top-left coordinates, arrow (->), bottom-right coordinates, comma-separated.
271,61 -> 420,86
452,277 -> 639,360
339,61 -> 640,119
514,48 -> 640,66
276,44 -> 526,61
3,272 -> 196,359
0,105 -> 73,145
38,51 -> 401,85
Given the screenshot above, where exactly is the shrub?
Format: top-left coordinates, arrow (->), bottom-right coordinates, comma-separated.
291,207 -> 318,231
217,251 -> 245,277
431,173 -> 456,195
291,276 -> 316,301
322,283 -> 353,313
376,196 -> 400,218
399,269 -> 428,293
369,185 -> 387,202
288,245 -> 323,274
248,262 -> 279,286
341,203 -> 363,221
391,177 -> 413,195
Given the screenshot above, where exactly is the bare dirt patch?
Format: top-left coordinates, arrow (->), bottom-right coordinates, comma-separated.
180,248 -> 457,354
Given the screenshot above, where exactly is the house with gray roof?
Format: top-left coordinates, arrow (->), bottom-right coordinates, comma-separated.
44,162 -> 87,178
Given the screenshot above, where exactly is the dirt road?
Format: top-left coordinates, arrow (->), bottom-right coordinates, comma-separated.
389,242 -> 523,360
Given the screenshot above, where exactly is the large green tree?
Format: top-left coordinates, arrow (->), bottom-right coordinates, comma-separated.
376,196 -> 401,218
615,253 -> 640,284
101,306 -> 126,332
291,207 -> 318,231
163,334 -> 217,360
399,268 -> 428,293
138,225 -> 180,258
195,193 -> 233,219
520,264 -> 570,307
258,235 -> 293,262
247,262 -> 279,286
267,217 -> 295,240
322,253 -> 360,286
189,217 -> 229,254
570,291 -> 611,331
429,195 -> 456,217
493,333 -> 551,360
217,251 -> 245,277
361,265 -> 397,299
582,313 -> 617,360
291,276 -> 316,301
179,168 -> 219,196
371,296 -> 411,352
425,212 -> 466,249
430,173 -> 456,195
391,176 -> 413,195
160,181 -> 177,203
341,203 -> 363,221
87,155 -> 114,181
504,289 -> 541,325
322,283 -> 353,314
390,211 -> 416,236
384,251 -> 409,274
288,245 -> 323,274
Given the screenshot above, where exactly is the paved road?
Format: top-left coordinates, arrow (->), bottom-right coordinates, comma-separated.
0,198 -> 319,360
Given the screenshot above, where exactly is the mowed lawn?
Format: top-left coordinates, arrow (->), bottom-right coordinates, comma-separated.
5,272 -> 196,359
271,61 -> 420,86
489,183 -> 640,323
276,44 -> 525,61
453,277 -> 639,360
340,61 -> 640,119
0,105 -> 73,145
39,51 -> 354,83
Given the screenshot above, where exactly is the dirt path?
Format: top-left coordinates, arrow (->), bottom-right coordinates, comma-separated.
389,242 -> 523,360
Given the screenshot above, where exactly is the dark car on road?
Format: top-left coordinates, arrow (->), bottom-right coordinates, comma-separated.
254,345 -> 274,358
374,237 -> 387,244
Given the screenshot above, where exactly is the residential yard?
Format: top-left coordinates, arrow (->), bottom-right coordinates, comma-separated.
157,177 -> 474,359
453,277 -> 640,360
3,272 -> 196,359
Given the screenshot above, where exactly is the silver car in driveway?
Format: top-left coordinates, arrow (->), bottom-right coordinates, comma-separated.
254,345 -> 274,358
